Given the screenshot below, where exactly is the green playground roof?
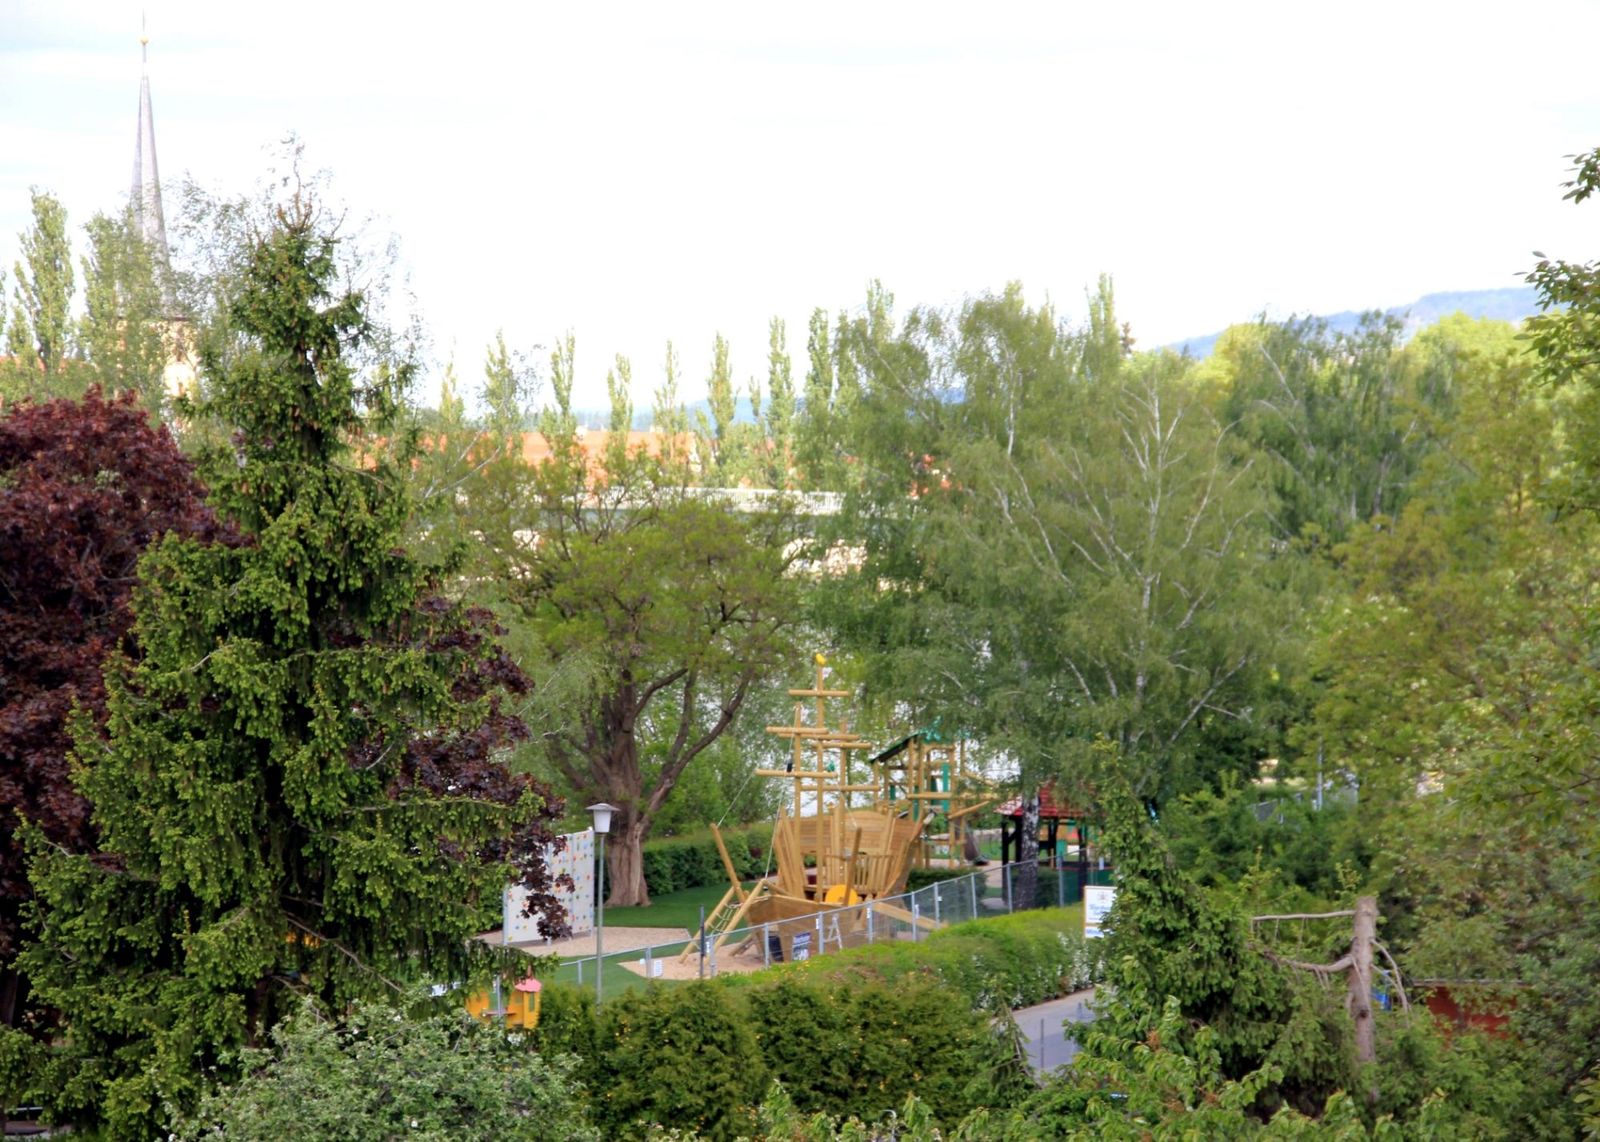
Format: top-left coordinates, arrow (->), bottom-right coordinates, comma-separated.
869,719 -> 961,765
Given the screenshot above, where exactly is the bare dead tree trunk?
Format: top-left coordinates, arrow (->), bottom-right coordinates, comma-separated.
1349,895 -> 1378,1100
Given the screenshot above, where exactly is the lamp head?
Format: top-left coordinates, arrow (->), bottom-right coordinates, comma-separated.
586,802 -> 617,835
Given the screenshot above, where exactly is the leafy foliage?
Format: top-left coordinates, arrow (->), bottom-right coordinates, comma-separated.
78,208 -> 172,411
5,190 -> 74,387
822,282 -> 1291,804
1294,219 -> 1600,1131
742,976 -> 1023,1125
0,389 -> 216,971
452,342 -> 803,905
1161,779 -> 1366,903
1213,313 -> 1451,544
174,996 -> 597,1141
593,981 -> 767,1141
1526,146 -> 1600,506
18,187 -> 566,1137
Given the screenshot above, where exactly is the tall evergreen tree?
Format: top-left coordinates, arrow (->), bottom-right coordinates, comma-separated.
20,189 -> 566,1138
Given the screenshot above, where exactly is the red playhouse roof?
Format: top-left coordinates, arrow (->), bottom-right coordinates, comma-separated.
997,781 -> 1085,820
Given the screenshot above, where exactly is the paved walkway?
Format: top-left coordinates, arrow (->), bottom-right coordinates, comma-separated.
1014,987 -> 1096,1073
480,925 -> 690,959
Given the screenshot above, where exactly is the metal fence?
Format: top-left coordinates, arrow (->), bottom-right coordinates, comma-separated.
559,861 -> 1114,996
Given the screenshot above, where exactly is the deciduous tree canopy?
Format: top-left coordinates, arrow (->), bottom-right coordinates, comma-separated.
0,389 -> 215,987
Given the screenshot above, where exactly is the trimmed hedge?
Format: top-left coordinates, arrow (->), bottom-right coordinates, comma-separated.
904,865 -> 978,892
543,973 -> 1019,1135
532,906 -> 1103,1135
722,906 -> 1102,1012
640,823 -> 774,897
591,981 -> 765,1142
743,975 -> 1023,1124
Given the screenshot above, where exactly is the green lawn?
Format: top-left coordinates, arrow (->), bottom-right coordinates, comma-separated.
599,880 -> 757,933
544,880 -> 754,1002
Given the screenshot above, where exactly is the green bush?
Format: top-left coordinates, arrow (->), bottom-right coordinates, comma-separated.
174,997 -> 596,1141
840,980 -> 1019,1123
580,974 -> 1024,1136
640,824 -> 774,897
533,983 -> 600,1069
728,907 -> 1101,1013
592,981 -> 767,1141
904,866 -> 974,892
741,977 -> 856,1112
538,909 -> 1092,1137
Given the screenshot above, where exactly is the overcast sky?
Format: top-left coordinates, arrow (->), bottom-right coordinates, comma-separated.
3,1 -> 1599,409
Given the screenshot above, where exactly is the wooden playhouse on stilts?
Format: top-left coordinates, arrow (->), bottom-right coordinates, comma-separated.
681,655 -> 991,965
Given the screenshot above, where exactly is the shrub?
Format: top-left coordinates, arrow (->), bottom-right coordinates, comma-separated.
640,824 -> 774,897
742,975 -> 1013,1122
741,978 -> 856,1112
727,907 -> 1101,1013
173,997 -> 596,1141
534,983 -> 600,1070
538,909 -> 1091,1137
592,981 -> 767,1141
821,979 -> 1021,1123
904,866 -> 973,893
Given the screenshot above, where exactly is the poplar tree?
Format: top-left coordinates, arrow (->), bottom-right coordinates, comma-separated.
21,189 -> 566,1138
796,308 -> 836,488
651,340 -> 692,474
764,316 -> 795,485
6,190 -> 75,392
605,353 -> 635,475
699,331 -> 737,480
78,208 -> 167,408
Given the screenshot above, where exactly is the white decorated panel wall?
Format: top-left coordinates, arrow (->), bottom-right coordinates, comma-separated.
503,828 -> 595,943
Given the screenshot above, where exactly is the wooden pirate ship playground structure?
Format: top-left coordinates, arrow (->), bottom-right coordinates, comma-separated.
679,655 -> 997,964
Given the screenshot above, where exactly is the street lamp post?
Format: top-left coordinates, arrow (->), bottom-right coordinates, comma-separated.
587,803 -> 616,1004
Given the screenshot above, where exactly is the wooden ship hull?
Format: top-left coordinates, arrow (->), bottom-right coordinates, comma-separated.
680,656 -> 986,964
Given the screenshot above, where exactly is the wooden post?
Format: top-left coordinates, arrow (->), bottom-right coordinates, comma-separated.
1349,895 -> 1378,1093
710,823 -> 746,904
844,826 -> 863,898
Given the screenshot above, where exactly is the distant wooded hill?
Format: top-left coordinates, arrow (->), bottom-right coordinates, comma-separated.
1166,286 -> 1541,359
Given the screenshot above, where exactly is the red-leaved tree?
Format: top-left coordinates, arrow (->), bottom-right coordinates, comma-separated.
0,389 -> 217,1024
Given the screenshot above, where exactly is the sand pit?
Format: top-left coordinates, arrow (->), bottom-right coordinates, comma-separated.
619,936 -> 776,980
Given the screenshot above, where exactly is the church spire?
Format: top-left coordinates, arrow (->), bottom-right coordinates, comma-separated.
131,22 -> 171,272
